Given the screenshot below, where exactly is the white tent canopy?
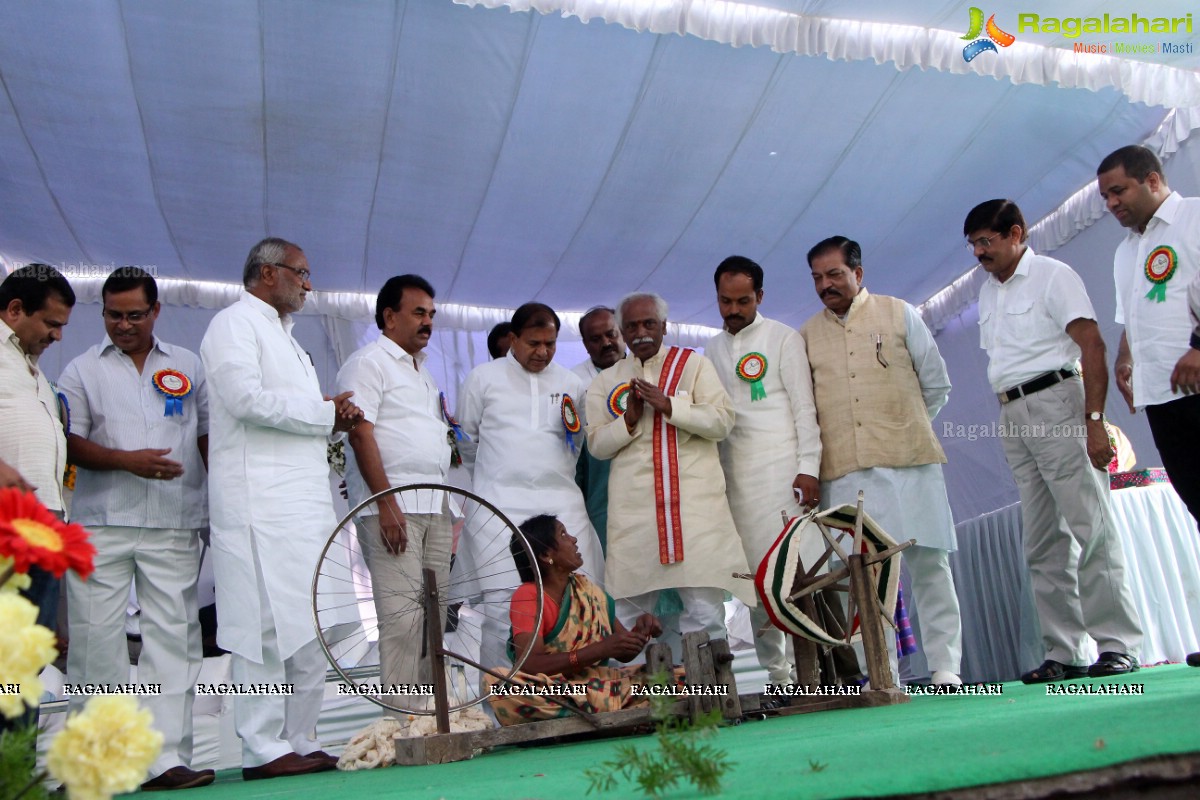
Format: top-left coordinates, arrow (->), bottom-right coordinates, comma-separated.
3,0 -> 1198,520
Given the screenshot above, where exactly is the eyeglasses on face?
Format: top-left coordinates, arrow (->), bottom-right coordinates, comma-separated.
270,262 -> 311,282
102,308 -> 153,323
965,233 -> 1007,252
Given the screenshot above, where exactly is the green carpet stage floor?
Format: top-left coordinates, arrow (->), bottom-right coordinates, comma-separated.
182,665 -> 1200,800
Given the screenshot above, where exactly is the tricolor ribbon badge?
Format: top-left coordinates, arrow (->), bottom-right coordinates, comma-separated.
1143,245 -> 1178,303
961,7 -> 1015,62
561,394 -> 581,454
607,382 -> 632,418
736,352 -> 768,401
151,369 -> 193,417
440,391 -> 470,467
440,391 -> 470,441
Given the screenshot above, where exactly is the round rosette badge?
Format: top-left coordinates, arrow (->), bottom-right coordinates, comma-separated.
736,352 -> 768,401
1143,245 -> 1177,303
561,394 -> 581,453
152,369 -> 193,417
607,382 -> 632,418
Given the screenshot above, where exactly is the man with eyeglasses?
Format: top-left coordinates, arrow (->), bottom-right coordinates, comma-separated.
200,238 -> 362,780
802,237 -> 964,687
57,266 -> 213,791
967,199 -> 1142,684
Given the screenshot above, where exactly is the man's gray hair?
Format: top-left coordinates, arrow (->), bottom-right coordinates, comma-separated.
615,292 -> 668,329
243,237 -> 298,288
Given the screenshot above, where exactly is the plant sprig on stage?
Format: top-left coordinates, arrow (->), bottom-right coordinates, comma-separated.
584,671 -> 731,797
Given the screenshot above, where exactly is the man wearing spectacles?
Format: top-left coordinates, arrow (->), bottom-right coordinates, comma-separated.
200,237 -> 362,780
802,236 -> 964,688
57,266 -> 213,791
968,198 -> 1142,684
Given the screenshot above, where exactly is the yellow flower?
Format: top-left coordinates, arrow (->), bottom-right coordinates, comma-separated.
47,695 -> 163,800
0,555 -> 32,593
0,592 -> 57,718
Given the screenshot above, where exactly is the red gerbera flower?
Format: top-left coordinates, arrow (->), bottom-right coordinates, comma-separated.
0,488 -> 95,580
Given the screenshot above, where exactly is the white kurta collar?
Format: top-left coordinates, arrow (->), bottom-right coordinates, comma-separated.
376,333 -> 426,369
240,290 -> 294,332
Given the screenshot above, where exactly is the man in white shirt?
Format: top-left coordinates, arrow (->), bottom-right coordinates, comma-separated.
201,238 -> 362,780
0,264 -> 74,633
337,274 -> 453,710
586,293 -> 753,661
458,302 -> 605,673
706,256 -> 821,684
58,267 -> 212,791
802,238 -> 964,686
572,306 -> 626,553
967,199 -> 1142,683
1097,145 -> 1200,528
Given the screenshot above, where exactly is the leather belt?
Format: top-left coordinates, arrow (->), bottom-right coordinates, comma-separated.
998,368 -> 1078,404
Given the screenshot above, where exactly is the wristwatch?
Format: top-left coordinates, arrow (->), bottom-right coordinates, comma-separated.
1087,411 -> 1105,422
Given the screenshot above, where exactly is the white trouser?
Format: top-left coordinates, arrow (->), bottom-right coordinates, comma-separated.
231,556 -> 327,767
357,513 -> 452,716
904,545 -> 963,675
617,587 -> 727,664
749,603 -> 794,684
1000,380 -> 1142,664
66,526 -> 202,777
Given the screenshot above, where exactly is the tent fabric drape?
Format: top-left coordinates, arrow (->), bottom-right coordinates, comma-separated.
460,0 -> 1200,108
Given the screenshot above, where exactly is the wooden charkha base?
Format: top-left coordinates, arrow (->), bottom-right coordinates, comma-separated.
395,493 -> 907,764
394,596 -> 744,766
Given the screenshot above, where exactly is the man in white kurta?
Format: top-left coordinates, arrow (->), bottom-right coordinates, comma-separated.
201,238 -> 361,779
457,303 -> 604,673
803,237 -> 963,686
707,257 -> 821,684
338,275 -> 453,713
587,293 -> 753,660
58,268 -> 212,790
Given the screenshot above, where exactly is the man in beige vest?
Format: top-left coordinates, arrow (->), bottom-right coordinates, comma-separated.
802,236 -> 963,686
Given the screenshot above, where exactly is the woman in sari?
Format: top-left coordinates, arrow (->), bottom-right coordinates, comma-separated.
484,514 -> 664,725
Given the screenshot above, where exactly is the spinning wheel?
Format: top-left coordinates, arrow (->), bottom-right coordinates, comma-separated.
311,483 -> 542,717
754,494 -> 913,691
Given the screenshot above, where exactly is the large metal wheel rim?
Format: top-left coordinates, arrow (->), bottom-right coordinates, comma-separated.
311,482 -> 543,715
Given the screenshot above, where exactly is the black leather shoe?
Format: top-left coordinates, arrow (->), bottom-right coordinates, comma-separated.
1020,659 -> 1088,684
142,766 -> 216,791
242,753 -> 335,781
305,750 -> 340,768
1185,651 -> 1200,667
1088,651 -> 1139,678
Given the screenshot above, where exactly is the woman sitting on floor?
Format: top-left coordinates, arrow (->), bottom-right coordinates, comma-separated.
484,513 -> 665,725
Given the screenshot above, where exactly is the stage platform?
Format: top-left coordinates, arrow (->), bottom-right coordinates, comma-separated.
134,664 -> 1199,800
